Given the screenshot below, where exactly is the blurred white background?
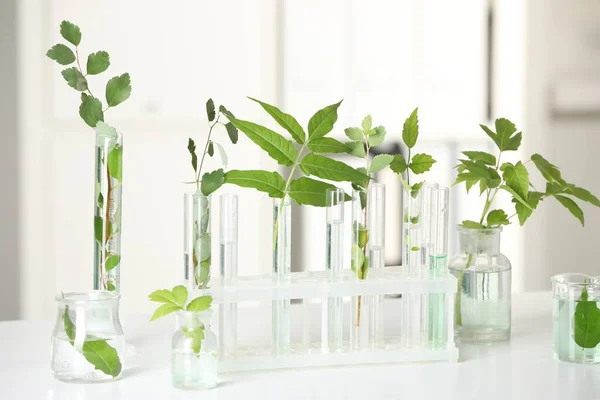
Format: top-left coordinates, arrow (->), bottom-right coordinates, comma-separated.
1,0 -> 599,320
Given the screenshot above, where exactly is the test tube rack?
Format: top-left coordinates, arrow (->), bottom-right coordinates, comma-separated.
193,267 -> 458,373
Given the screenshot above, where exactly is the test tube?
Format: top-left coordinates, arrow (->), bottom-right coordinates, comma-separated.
219,194 -> 238,359
368,183 -> 385,348
272,196 -> 292,354
326,188 -> 345,351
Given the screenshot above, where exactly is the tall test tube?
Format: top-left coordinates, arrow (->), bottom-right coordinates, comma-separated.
326,188 -> 345,351
367,183 -> 385,348
219,194 -> 238,359
272,196 -> 291,354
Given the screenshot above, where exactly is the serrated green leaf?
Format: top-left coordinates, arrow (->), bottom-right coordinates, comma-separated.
187,138 -> 197,173
409,153 -> 436,174
344,127 -> 363,141
410,181 -> 424,198
370,154 -> 394,173
224,170 -> 286,198
514,191 -> 543,226
390,154 -> 408,174
219,104 -> 234,118
554,195 -> 584,226
61,67 -> 88,91
481,119 -> 521,151
566,184 -> 600,207
214,142 -> 228,169
289,177 -> 349,207
94,216 -> 103,243
345,141 -> 366,158
249,97 -> 305,144
207,141 -> 214,157
307,100 -> 343,139
201,169 -> 224,196
79,93 -> 104,128
461,220 -> 486,229
105,73 -> 131,107
225,122 -> 238,144
150,303 -> 181,321
299,154 -> 369,183
228,118 -> 297,166
503,161 -> 529,201
46,44 -> 75,65
104,255 -> 120,272
86,51 -> 110,75
206,98 -> 215,121
172,285 -> 188,308
402,108 -> 419,148
501,185 -> 533,210
531,154 -> 564,184
361,115 -> 372,131
462,151 -> 496,166
60,21 -> 81,46
307,137 -> 347,154
486,209 -> 510,226
187,296 -> 213,312
369,126 -> 386,147
148,289 -> 177,304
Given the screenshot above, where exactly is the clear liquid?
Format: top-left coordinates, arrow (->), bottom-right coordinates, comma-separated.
272,299 -> 291,355
326,220 -> 344,278
327,297 -> 343,351
172,350 -> 218,390
553,296 -> 600,363
368,245 -> 385,270
450,268 -> 511,342
219,242 -> 238,284
428,255 -> 447,348
51,334 -> 125,382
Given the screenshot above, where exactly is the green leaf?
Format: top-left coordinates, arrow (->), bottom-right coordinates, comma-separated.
97,192 -> 104,209
353,222 -> 368,248
149,289 -> 178,304
554,195 -> 584,226
289,177 -> 348,207
86,51 -> 110,75
184,326 -> 205,354
566,184 -> 600,207
187,138 -> 197,173
307,100 -> 343,139
105,255 -> 120,272
361,115 -> 372,131
514,191 -> 543,226
480,119 -> 522,151
61,67 -> 88,91
345,141 -> 366,158
531,154 -> 564,184
461,220 -> 486,229
105,73 -> 132,107
225,122 -> 238,144
46,44 -> 75,65
106,282 -> 116,291
186,296 -> 213,312
402,108 -> 419,148
94,216 -> 103,243
63,306 -> 76,341
370,154 -> 394,173
201,168 -> 225,196
107,145 -> 123,181
150,303 -> 181,321
79,93 -> 104,128
502,161 -> 529,200
410,216 -> 419,224
410,181 -> 424,198
207,141 -> 214,157
344,127 -> 363,141
389,154 -> 408,174
408,153 -> 436,174
172,285 -> 188,308
410,246 -> 420,251
228,118 -> 297,166
369,126 -> 386,147
248,97 -> 305,144
214,142 -> 228,169
500,185 -> 533,210
206,98 -> 216,121
573,287 -> 600,349
60,21 -> 81,46
299,154 -> 369,183
351,244 -> 365,275
307,137 -> 347,154
486,209 -> 510,226
224,170 -> 285,198
82,339 -> 122,378
219,105 -> 234,118
462,151 -> 496,166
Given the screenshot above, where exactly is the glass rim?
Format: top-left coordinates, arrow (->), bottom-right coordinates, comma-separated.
457,225 -> 503,233
184,190 -> 209,198
551,273 -> 600,286
55,290 -> 120,305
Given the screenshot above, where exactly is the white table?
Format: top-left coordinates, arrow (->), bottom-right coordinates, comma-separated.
1,291 -> 599,399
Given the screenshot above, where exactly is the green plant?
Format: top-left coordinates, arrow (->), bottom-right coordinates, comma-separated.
223,97 -> 367,255
149,286 -> 213,354
573,284 -> 600,350
453,118 -> 600,326
47,20 -> 132,291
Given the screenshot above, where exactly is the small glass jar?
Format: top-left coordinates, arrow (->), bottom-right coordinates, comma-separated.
51,291 -> 125,383
448,226 -> 511,342
172,310 -> 218,390
552,273 -> 600,364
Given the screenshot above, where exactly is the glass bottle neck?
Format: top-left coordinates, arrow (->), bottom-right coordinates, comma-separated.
176,311 -> 210,330
457,228 -> 502,255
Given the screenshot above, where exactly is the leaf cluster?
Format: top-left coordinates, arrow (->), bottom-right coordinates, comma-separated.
186,99 -> 238,196
223,98 -> 365,207
455,118 -> 600,228
47,21 -> 132,128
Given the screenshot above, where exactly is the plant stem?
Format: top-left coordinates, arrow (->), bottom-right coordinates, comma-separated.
196,115 -> 221,190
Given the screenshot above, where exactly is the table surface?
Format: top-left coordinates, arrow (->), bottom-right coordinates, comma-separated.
1,291 -> 599,400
